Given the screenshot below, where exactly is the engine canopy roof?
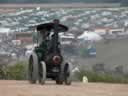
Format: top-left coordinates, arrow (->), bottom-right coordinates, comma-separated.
36,22 -> 68,32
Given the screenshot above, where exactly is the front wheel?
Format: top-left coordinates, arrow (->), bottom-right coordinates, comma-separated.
38,61 -> 46,85
63,63 -> 73,85
56,74 -> 63,85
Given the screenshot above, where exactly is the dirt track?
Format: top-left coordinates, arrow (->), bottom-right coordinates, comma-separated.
0,80 -> 128,96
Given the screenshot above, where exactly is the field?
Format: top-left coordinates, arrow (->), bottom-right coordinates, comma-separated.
0,4 -> 128,96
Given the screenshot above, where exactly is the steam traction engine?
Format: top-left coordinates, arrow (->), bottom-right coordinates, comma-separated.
28,19 -> 73,85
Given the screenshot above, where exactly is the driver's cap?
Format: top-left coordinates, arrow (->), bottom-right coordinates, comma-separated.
53,19 -> 60,24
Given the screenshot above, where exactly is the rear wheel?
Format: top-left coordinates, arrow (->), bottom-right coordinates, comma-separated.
28,53 -> 38,84
39,61 -> 46,85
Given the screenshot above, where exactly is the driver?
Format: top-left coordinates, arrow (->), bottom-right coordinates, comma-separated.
39,29 -> 49,41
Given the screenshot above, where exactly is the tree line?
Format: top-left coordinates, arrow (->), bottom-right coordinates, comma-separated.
0,0 -> 127,6
0,0 -> 122,3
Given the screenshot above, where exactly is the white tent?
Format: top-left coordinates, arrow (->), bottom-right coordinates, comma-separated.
59,33 -> 75,39
25,44 -> 37,50
0,28 -> 10,34
78,31 -> 103,41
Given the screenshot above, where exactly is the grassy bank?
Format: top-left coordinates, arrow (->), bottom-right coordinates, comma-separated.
75,69 -> 128,84
1,62 -> 128,84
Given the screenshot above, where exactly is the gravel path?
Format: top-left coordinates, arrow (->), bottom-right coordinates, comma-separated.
0,80 -> 128,96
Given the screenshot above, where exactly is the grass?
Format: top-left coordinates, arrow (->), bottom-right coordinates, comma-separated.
75,69 -> 128,84
0,62 -> 27,80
